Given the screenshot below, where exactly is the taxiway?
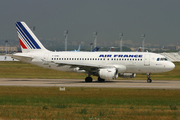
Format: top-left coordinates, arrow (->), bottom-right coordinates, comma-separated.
0,78 -> 180,89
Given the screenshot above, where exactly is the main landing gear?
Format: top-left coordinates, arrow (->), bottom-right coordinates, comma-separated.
85,73 -> 105,82
85,73 -> 92,82
98,77 -> 105,82
85,77 -> 92,82
147,73 -> 152,83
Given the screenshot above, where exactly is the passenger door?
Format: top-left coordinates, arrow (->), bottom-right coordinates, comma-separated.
144,55 -> 150,66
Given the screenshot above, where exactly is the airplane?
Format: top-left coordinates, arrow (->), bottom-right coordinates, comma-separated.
137,47 -> 142,52
7,21 -> 175,83
109,47 -> 115,52
71,44 -> 81,52
92,46 -> 100,52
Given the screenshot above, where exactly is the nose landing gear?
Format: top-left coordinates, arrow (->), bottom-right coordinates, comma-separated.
147,73 -> 152,83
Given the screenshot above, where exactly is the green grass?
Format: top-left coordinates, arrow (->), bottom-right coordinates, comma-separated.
0,61 -> 180,80
0,87 -> 180,119
0,61 -> 180,119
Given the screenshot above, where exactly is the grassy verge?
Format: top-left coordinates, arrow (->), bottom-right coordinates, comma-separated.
0,87 -> 180,119
0,61 -> 180,80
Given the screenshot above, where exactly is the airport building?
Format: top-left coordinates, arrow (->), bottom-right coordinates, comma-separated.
0,46 -> 18,53
162,45 -> 180,51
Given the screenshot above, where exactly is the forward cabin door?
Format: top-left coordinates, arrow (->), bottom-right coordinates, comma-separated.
144,55 -> 150,66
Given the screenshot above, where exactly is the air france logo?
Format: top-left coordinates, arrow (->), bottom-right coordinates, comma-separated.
99,54 -> 143,58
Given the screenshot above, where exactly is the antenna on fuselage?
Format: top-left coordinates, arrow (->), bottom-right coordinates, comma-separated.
93,32 -> 98,48
119,33 -> 123,51
142,34 -> 145,52
64,30 -> 68,51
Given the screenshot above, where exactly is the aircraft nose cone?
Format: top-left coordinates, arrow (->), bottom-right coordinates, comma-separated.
167,62 -> 175,71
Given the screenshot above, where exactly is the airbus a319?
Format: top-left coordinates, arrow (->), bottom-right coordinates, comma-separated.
8,22 -> 175,83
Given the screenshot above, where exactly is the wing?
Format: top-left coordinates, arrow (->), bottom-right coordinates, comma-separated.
53,61 -> 107,71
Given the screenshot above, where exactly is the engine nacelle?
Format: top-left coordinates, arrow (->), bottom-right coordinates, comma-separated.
99,68 -> 118,80
118,73 -> 136,78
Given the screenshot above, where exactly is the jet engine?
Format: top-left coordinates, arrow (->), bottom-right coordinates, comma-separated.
99,68 -> 118,80
118,73 -> 136,78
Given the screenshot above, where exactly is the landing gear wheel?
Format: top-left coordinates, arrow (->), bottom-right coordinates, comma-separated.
147,79 -> 152,83
98,77 -> 105,82
85,77 -> 92,82
147,73 -> 152,83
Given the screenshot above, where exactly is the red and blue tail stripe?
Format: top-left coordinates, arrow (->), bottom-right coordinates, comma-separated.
16,22 -> 41,49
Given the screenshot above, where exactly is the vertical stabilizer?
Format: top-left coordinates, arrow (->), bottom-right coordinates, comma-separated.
15,21 -> 48,53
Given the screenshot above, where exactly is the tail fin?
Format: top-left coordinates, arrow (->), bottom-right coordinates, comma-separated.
15,21 -> 48,53
77,44 -> 81,51
137,47 -> 142,52
92,46 -> 100,52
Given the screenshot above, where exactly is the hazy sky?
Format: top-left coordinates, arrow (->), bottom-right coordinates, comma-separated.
0,0 -> 180,46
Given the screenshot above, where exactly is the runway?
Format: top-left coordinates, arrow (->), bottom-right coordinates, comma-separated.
0,78 -> 180,89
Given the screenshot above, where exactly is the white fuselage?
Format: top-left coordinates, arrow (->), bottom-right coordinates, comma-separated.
16,51 -> 175,74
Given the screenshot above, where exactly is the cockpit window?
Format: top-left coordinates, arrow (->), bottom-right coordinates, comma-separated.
157,58 -> 167,61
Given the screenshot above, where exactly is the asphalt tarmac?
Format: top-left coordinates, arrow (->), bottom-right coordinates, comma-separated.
0,78 -> 180,89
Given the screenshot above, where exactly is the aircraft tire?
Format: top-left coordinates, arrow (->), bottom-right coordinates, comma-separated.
147,79 -> 152,83
85,77 -> 92,82
98,77 -> 105,82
